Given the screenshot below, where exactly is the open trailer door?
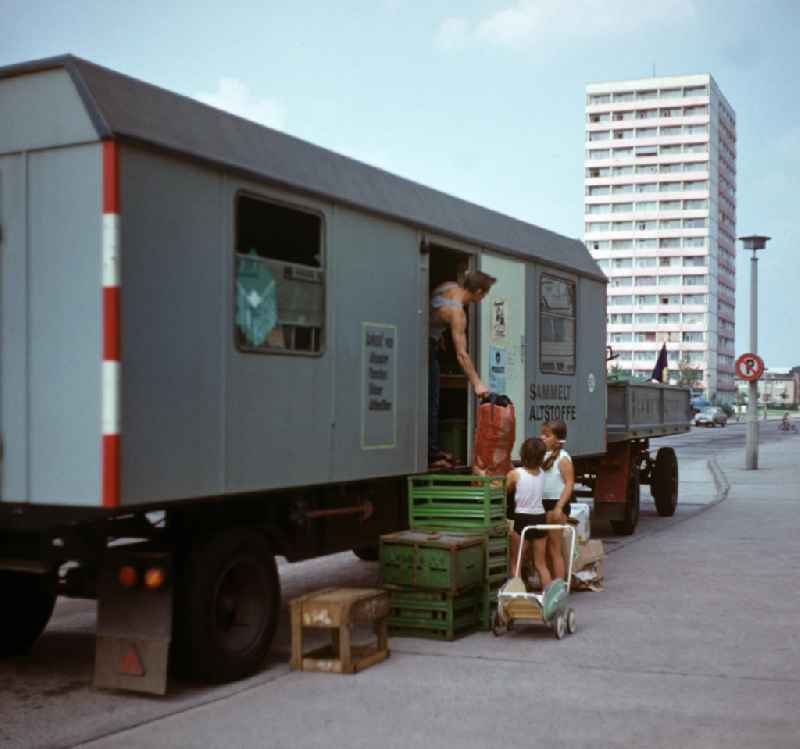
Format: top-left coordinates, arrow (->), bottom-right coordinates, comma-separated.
479,253 -> 527,450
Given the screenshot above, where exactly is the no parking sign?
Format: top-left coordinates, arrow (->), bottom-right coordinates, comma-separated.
735,353 -> 765,382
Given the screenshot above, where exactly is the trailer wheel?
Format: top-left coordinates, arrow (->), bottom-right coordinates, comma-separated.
0,571 -> 57,657
173,529 -> 280,683
610,468 -> 640,536
651,447 -> 679,517
352,544 -> 379,562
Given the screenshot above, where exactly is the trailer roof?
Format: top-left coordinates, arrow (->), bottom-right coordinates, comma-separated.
0,55 -> 604,281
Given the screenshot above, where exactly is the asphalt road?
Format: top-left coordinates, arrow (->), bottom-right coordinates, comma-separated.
653,417 -> 791,459
0,421 -> 794,748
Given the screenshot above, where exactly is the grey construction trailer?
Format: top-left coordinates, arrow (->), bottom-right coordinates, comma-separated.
0,56 -> 686,694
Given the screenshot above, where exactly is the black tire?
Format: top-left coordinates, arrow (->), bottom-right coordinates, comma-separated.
352,544 -> 379,562
173,529 -> 280,684
651,447 -> 679,517
610,466 -> 640,536
0,571 -> 57,657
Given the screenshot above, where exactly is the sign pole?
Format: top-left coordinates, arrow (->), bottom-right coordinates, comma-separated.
746,251 -> 759,469
739,235 -> 770,470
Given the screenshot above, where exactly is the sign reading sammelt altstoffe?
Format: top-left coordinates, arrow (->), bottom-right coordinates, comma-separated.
735,353 -> 765,382
362,323 -> 397,449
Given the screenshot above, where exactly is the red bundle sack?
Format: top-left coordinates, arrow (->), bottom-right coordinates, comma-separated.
472,394 -> 516,477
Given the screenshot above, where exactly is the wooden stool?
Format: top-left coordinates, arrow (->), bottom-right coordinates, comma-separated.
290,588 -> 390,674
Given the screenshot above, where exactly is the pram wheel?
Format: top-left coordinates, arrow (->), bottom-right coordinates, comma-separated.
553,612 -> 566,640
566,608 -> 577,634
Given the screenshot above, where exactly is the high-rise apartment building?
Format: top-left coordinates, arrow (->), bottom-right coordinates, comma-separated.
584,74 -> 737,401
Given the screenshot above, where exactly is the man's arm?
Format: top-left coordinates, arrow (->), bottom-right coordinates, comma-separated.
449,309 -> 489,398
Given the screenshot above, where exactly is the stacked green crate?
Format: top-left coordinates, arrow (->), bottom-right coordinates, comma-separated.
380,530 -> 485,640
408,474 -> 506,533
386,587 -> 484,641
482,525 -> 510,630
406,474 -> 510,632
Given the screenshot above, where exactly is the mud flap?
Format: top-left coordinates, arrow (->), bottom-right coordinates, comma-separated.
593,441 -> 634,521
93,548 -> 172,695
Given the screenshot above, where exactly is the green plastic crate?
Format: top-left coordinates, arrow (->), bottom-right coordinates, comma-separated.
408,474 -> 507,532
387,586 -> 483,641
379,531 -> 485,593
480,577 -> 506,631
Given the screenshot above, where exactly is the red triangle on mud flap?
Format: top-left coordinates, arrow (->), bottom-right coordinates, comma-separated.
120,643 -> 146,677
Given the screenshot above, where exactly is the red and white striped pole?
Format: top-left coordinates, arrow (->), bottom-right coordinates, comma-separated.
102,141 -> 121,508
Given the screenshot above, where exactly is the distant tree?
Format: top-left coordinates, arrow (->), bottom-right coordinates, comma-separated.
677,358 -> 703,388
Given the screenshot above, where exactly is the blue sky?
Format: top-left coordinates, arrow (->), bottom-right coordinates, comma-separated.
4,0 -> 799,366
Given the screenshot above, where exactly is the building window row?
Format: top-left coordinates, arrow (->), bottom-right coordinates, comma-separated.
587,124 -> 709,142
587,180 -> 708,196
719,224 -> 738,244
587,163 -> 710,179
613,274 -> 708,287
587,86 -> 708,106
588,105 -> 708,123
586,200 -> 709,216
596,255 -> 708,271
587,236 -> 707,251
719,320 -> 735,334
719,300 -> 735,317
587,143 -> 708,160
641,312 -> 703,325
608,293 -> 707,307
608,311 -> 706,326
613,331 -> 706,343
586,217 -> 708,233
614,349 -> 706,364
718,116 -> 736,145
719,173 -> 736,197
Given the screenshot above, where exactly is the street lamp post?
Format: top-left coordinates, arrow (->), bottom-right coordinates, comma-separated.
739,235 -> 771,470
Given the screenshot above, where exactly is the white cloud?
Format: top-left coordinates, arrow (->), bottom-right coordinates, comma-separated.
437,0 -> 697,50
195,78 -> 287,130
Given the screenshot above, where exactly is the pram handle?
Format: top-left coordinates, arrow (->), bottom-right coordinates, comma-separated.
515,524 -> 577,594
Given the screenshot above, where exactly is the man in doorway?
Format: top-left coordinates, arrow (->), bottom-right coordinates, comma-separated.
429,270 -> 496,468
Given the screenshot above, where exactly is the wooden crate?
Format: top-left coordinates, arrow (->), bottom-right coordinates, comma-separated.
387,586 -> 483,641
379,530 -> 485,593
408,474 -> 506,533
290,588 -> 390,674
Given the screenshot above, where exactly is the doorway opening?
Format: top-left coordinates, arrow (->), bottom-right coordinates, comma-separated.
428,245 -> 473,468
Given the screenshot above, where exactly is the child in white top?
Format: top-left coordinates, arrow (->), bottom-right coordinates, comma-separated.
505,437 -> 552,590
540,419 -> 575,582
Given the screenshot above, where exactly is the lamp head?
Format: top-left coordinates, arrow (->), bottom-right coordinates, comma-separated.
738,235 -> 771,252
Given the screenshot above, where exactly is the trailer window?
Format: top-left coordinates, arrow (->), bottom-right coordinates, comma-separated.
540,274 -> 576,375
234,194 -> 323,354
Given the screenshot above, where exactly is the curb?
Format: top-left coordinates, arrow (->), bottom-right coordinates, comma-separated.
707,456 -> 730,502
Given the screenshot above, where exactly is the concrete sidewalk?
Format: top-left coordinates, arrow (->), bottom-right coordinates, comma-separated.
75,438 -> 800,749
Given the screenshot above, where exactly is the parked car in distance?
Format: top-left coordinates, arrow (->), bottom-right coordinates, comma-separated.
695,407 -> 728,428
